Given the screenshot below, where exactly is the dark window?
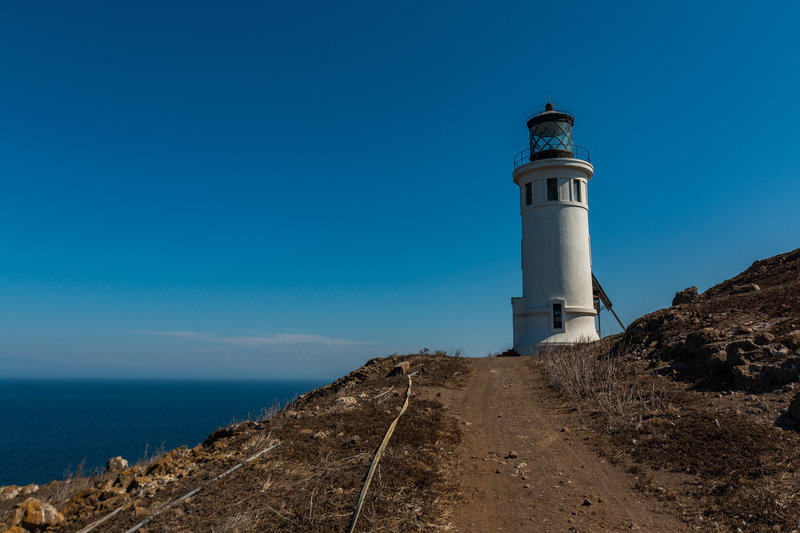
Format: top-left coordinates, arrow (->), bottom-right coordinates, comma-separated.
547,178 -> 558,201
573,179 -> 582,202
553,303 -> 563,330
525,182 -> 532,205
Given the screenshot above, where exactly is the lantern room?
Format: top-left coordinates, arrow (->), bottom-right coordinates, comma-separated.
526,102 -> 575,161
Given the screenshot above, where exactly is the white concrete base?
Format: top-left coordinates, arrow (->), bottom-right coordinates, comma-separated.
512,304 -> 598,355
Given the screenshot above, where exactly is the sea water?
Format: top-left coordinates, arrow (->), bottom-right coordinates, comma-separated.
0,379 -> 323,486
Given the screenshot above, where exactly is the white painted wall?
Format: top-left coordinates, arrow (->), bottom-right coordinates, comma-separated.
512,158 -> 599,353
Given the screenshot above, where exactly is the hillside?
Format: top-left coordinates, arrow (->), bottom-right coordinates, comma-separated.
1,248 -> 799,532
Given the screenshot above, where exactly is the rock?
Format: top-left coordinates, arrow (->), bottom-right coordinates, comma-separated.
127,476 -> 153,493
312,431 -> 328,439
0,485 -> 21,501
582,498 -> 592,506
760,363 -> 800,387
781,331 -> 800,349
19,484 -> 38,496
731,283 -> 760,294
298,429 -> 313,435
505,451 -> 518,459
736,325 -> 754,335
2,526 -> 28,533
284,410 -> 300,419
789,393 -> 800,420
727,340 -> 761,366
146,455 -> 179,477
755,333 -> 775,345
17,497 -> 64,530
727,350 -> 750,368
203,425 -> 239,447
387,361 -> 411,377
358,392 -> 368,399
686,328 -> 725,351
672,287 -> 699,306
3,507 -> 25,527
337,396 -> 357,408
696,350 -> 728,376
730,339 -> 761,352
106,456 -> 129,473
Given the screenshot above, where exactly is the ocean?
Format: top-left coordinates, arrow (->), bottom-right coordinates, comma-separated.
0,378 -> 324,486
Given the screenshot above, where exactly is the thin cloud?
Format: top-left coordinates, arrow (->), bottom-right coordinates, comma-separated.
138,330 -> 369,347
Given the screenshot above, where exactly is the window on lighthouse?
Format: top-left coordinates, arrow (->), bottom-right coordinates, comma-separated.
547,178 -> 558,201
552,303 -> 564,330
525,182 -> 532,206
572,179 -> 582,202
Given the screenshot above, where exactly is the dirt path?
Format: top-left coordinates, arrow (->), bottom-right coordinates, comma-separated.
439,357 -> 690,532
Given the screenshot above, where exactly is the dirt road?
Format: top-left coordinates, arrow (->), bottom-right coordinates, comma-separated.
440,357 -> 689,532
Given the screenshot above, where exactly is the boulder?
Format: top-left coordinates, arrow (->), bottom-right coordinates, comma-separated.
781,331 -> 800,349
726,339 -> 762,368
695,350 -> 727,376
126,476 -> 153,493
727,350 -> 756,368
731,283 -> 760,294
1,526 -> 28,533
18,497 -> 64,530
685,328 -> 724,352
672,287 -> 699,306
754,332 -> 775,345
761,364 -> 800,387
731,339 -> 760,352
387,361 -> 411,377
19,485 -> 38,496
337,396 -> 357,408
731,364 -> 759,389
3,507 -> 24,528
790,393 -> 800,420
106,456 -> 129,473
0,485 -> 21,501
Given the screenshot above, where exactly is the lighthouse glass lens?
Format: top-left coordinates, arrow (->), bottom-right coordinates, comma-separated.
530,120 -> 574,153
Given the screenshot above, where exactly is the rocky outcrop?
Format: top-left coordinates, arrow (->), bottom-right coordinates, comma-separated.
105,456 -> 128,474
387,361 -> 411,376
672,286 -> 699,306
0,498 -> 63,532
621,248 -> 800,392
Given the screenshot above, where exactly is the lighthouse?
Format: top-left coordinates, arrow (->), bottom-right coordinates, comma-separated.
511,103 -> 599,353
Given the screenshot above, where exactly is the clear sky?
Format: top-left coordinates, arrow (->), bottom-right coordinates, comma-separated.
2,1 -> 799,379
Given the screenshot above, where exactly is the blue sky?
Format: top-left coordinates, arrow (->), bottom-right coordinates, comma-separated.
2,1 -> 799,379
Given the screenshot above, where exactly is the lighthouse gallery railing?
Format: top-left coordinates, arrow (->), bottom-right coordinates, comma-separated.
513,145 -> 591,169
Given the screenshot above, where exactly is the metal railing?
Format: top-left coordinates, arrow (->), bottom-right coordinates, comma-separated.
526,108 -> 574,123
513,145 -> 591,169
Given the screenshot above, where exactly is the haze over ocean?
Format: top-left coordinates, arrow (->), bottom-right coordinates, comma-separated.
0,379 -> 322,486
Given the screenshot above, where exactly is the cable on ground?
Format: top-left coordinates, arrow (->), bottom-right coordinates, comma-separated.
347,374 -> 412,533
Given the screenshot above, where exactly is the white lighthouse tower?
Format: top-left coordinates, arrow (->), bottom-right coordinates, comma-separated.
511,103 -> 599,353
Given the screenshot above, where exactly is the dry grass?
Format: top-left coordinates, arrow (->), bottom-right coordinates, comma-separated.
68,354 -> 471,533
540,337 -> 670,429
540,338 -> 800,531
214,511 -> 260,532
